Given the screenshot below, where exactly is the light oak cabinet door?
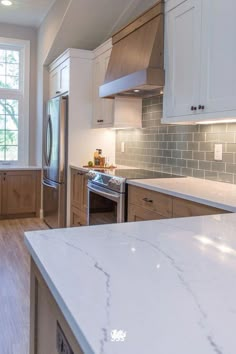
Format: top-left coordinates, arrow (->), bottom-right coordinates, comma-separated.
128,185 -> 172,222
200,0 -> 236,114
172,197 -> 228,218
128,184 -> 229,222
30,261 -> 83,354
164,0 -> 201,118
71,170 -> 82,209
128,185 -> 172,217
1,170 -> 40,217
70,169 -> 88,227
71,206 -> 87,227
128,204 -> 166,222
92,46 -> 114,128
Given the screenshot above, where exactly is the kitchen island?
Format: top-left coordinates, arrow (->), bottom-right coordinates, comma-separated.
25,214 -> 236,354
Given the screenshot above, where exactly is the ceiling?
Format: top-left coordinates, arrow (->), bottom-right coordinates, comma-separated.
45,0 -> 158,64
0,0 -> 160,64
0,0 -> 56,27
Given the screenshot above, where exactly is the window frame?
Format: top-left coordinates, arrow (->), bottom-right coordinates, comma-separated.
0,37 -> 30,165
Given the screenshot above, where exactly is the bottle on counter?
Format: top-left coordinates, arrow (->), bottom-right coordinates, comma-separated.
94,149 -> 102,166
100,153 -> 105,167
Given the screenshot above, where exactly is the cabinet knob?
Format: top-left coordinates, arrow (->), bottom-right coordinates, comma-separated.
97,119 -> 104,123
198,105 -> 205,110
56,91 -> 61,94
191,106 -> 197,111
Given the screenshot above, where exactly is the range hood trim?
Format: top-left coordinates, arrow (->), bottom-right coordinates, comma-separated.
99,68 -> 164,99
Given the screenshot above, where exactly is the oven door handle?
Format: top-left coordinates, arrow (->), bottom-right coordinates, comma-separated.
88,184 -> 121,201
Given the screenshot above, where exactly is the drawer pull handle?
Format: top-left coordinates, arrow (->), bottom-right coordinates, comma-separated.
143,197 -> 153,203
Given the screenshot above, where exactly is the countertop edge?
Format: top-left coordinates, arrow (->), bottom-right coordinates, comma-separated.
70,165 -> 89,172
127,179 -> 236,213
0,166 -> 42,171
24,234 -> 94,354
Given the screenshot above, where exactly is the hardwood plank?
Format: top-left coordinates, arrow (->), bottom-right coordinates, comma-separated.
0,218 -> 47,354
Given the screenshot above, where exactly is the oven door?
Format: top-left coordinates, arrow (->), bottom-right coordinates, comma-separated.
87,182 -> 124,225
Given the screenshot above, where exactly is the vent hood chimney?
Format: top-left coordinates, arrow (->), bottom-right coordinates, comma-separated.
99,1 -> 164,99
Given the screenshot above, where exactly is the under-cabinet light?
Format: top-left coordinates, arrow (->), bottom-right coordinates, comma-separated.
197,118 -> 236,124
1,0 -> 12,6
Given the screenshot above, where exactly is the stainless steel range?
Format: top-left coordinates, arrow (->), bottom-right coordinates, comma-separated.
87,169 -> 184,226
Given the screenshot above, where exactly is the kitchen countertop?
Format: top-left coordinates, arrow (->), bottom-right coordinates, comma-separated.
25,213 -> 236,354
70,164 -> 138,174
0,165 -> 41,170
128,176 -> 236,212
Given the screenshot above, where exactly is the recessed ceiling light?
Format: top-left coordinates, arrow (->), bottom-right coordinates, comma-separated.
1,0 -> 12,6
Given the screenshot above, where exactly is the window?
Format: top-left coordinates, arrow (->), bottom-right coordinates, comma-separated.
0,38 -> 30,165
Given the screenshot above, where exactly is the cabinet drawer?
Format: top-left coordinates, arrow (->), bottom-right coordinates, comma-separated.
128,185 -> 172,217
71,206 -> 87,227
128,204 -> 167,222
173,197 -> 228,218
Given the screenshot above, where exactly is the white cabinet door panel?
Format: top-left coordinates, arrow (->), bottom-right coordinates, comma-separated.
92,47 -> 114,128
164,0 -> 201,118
49,70 -> 59,98
200,0 -> 236,114
59,61 -> 69,94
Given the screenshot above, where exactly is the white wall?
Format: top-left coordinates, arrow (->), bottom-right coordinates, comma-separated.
0,23 -> 37,165
36,0 -> 71,166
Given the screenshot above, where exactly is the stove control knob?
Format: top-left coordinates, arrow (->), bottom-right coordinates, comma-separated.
111,178 -> 121,185
87,171 -> 96,179
109,178 -> 121,185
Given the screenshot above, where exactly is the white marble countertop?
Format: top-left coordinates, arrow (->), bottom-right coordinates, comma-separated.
0,165 -> 41,170
128,177 -> 236,212
25,213 -> 236,354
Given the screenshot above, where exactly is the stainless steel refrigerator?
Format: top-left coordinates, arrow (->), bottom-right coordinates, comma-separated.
43,95 -> 68,228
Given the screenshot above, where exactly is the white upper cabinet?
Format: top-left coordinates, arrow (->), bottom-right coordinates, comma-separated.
92,39 -> 114,128
92,39 -> 142,129
164,0 -> 201,118
49,58 -> 69,98
163,0 -> 236,123
200,0 -> 236,115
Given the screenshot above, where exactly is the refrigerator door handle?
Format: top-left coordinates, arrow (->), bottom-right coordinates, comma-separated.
42,179 -> 58,189
59,96 -> 68,183
45,114 -> 53,166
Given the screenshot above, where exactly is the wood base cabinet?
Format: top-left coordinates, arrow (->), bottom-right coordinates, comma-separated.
70,168 -> 88,227
30,259 -> 83,354
0,170 -> 41,219
128,185 -> 229,222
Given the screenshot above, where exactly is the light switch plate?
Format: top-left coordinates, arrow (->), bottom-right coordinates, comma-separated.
214,144 -> 223,161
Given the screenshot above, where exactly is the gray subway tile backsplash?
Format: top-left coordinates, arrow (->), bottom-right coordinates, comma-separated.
115,96 -> 236,184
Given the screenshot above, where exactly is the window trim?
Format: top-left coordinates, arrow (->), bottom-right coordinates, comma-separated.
0,37 -> 30,165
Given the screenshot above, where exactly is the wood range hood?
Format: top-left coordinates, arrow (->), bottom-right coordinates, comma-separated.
99,1 -> 164,99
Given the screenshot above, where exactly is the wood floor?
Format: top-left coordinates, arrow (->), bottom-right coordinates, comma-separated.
0,218 -> 48,354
